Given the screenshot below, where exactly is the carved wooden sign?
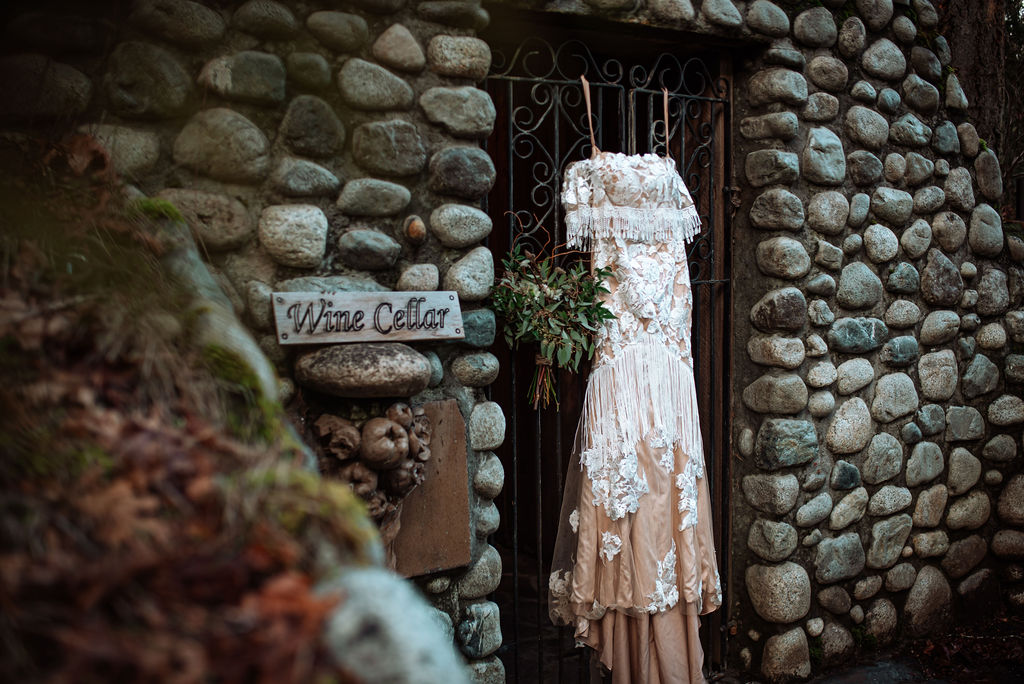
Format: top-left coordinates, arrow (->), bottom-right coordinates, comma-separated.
272,291 -> 465,345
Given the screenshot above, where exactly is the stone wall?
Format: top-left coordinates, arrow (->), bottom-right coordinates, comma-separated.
0,0 -> 504,680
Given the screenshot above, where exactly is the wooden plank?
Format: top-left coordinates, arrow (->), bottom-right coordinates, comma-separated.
272,291 -> 465,345
392,399 -> 473,577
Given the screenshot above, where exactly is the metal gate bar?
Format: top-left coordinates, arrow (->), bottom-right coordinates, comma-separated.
484,23 -> 731,682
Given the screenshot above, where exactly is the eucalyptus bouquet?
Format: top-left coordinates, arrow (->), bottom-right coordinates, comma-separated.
491,242 -> 615,409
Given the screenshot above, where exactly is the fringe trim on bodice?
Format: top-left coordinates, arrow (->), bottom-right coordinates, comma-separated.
565,204 -> 702,251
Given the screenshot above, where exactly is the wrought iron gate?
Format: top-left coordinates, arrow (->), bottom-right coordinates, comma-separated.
483,19 -> 732,682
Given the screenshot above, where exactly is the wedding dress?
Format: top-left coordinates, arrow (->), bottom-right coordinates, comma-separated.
548,80 -> 722,684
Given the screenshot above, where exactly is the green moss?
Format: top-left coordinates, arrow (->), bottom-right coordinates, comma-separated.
808,635 -> 823,668
129,197 -> 184,223
1005,221 -> 1024,241
850,624 -> 878,650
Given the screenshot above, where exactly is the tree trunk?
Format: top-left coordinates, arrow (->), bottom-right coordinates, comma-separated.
938,0 -> 1007,151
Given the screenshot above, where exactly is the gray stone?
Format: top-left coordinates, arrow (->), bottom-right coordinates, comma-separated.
869,485 -> 912,516
985,470 -> 1004,485
977,268 -> 1010,316
837,263 -> 883,309
307,12 -> 368,52
372,24 -> 425,73
808,391 -> 836,418
742,473 -> 800,514
836,358 -> 874,395
849,193 -> 871,226
865,597 -> 898,644
749,68 -> 808,106
745,150 -> 799,187
871,372 -> 918,423
983,434 -> 1017,462
907,441 -> 944,487
902,74 -> 940,114
764,46 -> 806,70
475,503 -> 499,538
939,535 -> 987,579
914,185 -> 946,214
457,601 -> 501,658
918,349 -> 957,401
851,80 -> 877,102
473,452 -> 504,499
742,374 -> 808,414
429,147 -> 496,199
904,566 -> 951,637
338,229 -> 401,271
750,287 -> 807,332
396,264 -> 439,291
857,0 -> 894,30
905,152 -> 934,186
427,36 -> 491,82
444,247 -> 494,302
901,219 -> 932,258
793,7 -> 837,46
870,187 -> 913,226
831,460 -> 862,491
819,586 -> 853,614
889,113 -> 932,147
72,121 -> 155,178
796,491 -> 833,526
740,112 -> 800,140
257,204 -> 326,268
877,87 -> 901,114
803,127 -> 846,185
802,92 -> 840,121
893,14 -> 917,42
847,150 -> 884,185
931,120 -> 960,156
947,447 -> 982,495
296,343 -> 431,398
913,0 -> 939,27
420,86 -> 495,138
865,224 -> 899,264
880,336 -> 918,367
270,157 -> 339,196
1000,474 -> 1024,525
430,204 -> 492,248
198,51 -> 285,104
838,15 -> 867,57
962,353 -> 999,399
815,240 -> 844,271
884,299 -> 921,328
338,59 -> 414,111
416,0 -> 489,28
462,309 -> 495,348
103,42 -> 192,119
130,0 -> 225,46
279,96 -> 344,159
747,1 -> 790,37
755,419 -> 819,470
990,394 -> 1024,426
233,0 -> 298,38
830,486 -> 868,529
885,263 -> 920,295
816,532 -> 866,583
920,310 -> 960,345
809,56 -> 848,91
701,0 -> 743,26
946,406 -> 985,441
969,204 -> 1004,258
913,484 -> 948,528
1009,311 -> 1024,341
747,519 -> 798,562
459,545 -> 502,599
826,398 -> 872,453
648,0 -> 697,22
845,106 -> 889,150
993,530 -> 1024,558
277,275 -> 387,294
750,188 -> 805,230
866,514 -> 913,569
945,166 -> 976,212
807,360 -> 838,387
338,179 -> 411,217
886,563 -> 917,592
807,274 -> 838,297
932,211 -> 967,252
945,72 -> 969,110
747,336 -> 806,368
468,401 -> 505,450
352,120 -> 426,177
921,249 -> 963,306
854,576 -> 883,602
157,189 -> 252,251
746,562 -> 811,623
913,529 -> 950,557
173,108 -> 269,183
958,122 -> 981,158
286,52 -> 331,91
910,46 -> 942,84
805,333 -> 828,357
902,422 -> 923,444
862,38 -> 906,80
978,323 -> 1007,350
829,317 -> 888,353
761,628 -> 810,681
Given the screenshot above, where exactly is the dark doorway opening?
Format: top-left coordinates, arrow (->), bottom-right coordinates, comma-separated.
483,11 -> 733,682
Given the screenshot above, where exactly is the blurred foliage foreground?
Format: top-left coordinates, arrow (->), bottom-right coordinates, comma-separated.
0,134 -> 380,683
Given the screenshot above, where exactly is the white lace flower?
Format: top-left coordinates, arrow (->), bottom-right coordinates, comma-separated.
645,541 -> 679,612
568,508 -> 579,533
676,456 -> 701,530
600,532 -> 622,562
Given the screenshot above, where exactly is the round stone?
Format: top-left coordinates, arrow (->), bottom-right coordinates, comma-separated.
838,16 -> 867,57
854,575 -> 883,601
756,237 -> 811,279
845,106 -> 889,150
338,179 -> 411,217
751,189 -> 805,231
892,14 -> 916,42
932,212 -> 967,253
750,68 -> 809,106
883,299 -> 920,329
802,127 -> 846,185
809,391 -> 836,417
742,473 -> 800,514
802,92 -> 839,121
296,343 -> 431,398
750,287 -> 807,332
103,42 -> 192,119
947,447 -> 982,495
444,246 -> 494,302
962,353 -> 999,399
747,336 -> 806,369
429,147 -> 496,199
869,485 -> 913,516
884,153 -> 906,182
740,112 -> 800,140
969,204 -> 1004,258
904,566 -> 952,637
396,264 -> 439,291
907,441 -> 944,487
806,191 -> 850,235
747,0 -> 791,37
286,52 -> 331,90
848,193 -> 871,227
747,519 -> 799,562
809,56 -> 848,91
352,120 -> 426,177
867,514 -> 913,569
338,58 -> 414,111
816,532 -> 866,583
429,204 -> 492,248
452,352 -> 500,387
958,123 -> 981,158
458,545 -> 502,599
761,628 -> 811,681
920,248 -> 964,306
990,394 -> 1024,426
826,398 -> 871,453
157,188 -> 252,251
336,229 -> 401,271
830,486 -> 868,529
912,484 -> 948,528
862,433 -> 903,485
862,38 -> 906,80
306,11 -> 367,52
983,434 -> 1017,463
856,0 -> 894,30
828,317 -> 888,353
258,205 -> 326,268
745,150 -> 800,187
270,157 -> 340,196
837,262 -> 883,309
977,268 -> 1010,316
905,152 -> 935,186
932,120 -> 961,155
947,490 -> 991,530
864,224 -> 899,263
851,80 -> 877,102
233,0 -> 299,38
871,373 -> 918,423
280,95 -> 345,158
427,35 -> 491,81
870,187 -> 913,226
902,74 -> 940,114
918,349 -> 958,402
130,0 -> 225,46
173,108 -> 270,183
420,86 -> 496,138
198,51 -> 285,104
847,151 -> 883,186
793,7 -> 837,47
807,361 -> 837,388
469,401 -> 505,450
913,185 -> 946,214
742,374 -> 808,414
877,87 -> 901,114
945,166 -> 976,212
819,586 -> 852,614
900,219 -> 932,259
372,24 -> 425,73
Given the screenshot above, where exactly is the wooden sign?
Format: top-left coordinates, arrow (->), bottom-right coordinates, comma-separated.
392,399 -> 472,577
272,291 -> 464,345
